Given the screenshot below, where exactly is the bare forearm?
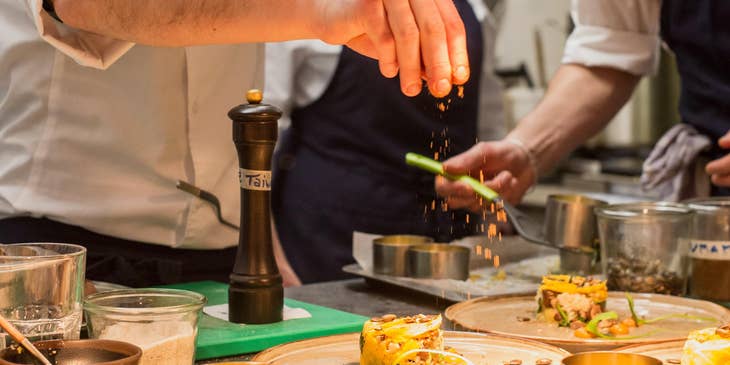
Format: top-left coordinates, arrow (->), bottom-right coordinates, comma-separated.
54,0 -> 323,46
509,64 -> 640,174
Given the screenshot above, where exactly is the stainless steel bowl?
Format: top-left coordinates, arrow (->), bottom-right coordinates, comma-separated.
373,235 -> 434,276
545,194 -> 606,274
562,352 -> 662,365
407,244 -> 470,280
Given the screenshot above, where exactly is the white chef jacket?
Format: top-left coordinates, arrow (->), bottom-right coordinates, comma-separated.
264,0 -> 506,142
563,0 -> 662,76
0,1 -> 263,249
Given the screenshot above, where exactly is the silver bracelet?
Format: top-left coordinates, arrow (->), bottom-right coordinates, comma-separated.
505,137 -> 539,183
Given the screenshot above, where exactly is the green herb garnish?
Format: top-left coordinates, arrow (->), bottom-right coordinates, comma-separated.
626,292 -> 641,325
585,311 -> 659,340
555,303 -> 571,327
625,292 -> 715,326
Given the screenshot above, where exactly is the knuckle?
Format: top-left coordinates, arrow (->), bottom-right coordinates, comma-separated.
421,18 -> 446,38
395,24 -> 420,41
443,17 -> 465,34
377,35 -> 396,51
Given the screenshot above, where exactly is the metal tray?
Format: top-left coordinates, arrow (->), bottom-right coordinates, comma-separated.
344,236 -> 560,302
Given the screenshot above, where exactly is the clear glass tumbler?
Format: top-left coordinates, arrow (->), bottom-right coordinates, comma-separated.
595,202 -> 693,295
0,243 -> 86,347
84,289 -> 206,365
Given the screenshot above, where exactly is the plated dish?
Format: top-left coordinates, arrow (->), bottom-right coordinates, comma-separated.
445,289 -> 730,353
251,317 -> 569,365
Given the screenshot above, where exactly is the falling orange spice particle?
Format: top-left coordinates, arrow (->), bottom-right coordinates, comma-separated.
457,85 -> 464,98
431,200 -> 436,210
487,223 -> 497,239
434,151 -> 439,160
465,215 -> 470,224
494,255 -> 501,268
476,245 -> 482,255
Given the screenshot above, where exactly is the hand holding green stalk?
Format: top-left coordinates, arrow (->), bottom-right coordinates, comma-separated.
405,152 -> 500,202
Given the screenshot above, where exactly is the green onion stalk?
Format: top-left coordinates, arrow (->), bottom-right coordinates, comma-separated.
405,153 -> 500,202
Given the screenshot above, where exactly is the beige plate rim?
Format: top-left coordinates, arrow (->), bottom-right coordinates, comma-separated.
252,331 -> 571,362
615,339 -> 685,353
444,292 -> 730,347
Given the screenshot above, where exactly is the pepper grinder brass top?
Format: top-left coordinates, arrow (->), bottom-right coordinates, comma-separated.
227,89 -> 283,324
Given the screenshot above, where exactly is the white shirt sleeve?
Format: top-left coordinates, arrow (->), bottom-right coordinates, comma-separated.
26,0 -> 134,69
562,0 -> 662,76
264,40 -> 341,131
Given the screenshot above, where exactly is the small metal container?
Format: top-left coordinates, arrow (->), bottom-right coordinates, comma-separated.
685,197 -> 730,303
545,194 -> 606,274
407,244 -> 470,280
562,352 -> 662,365
373,235 -> 434,276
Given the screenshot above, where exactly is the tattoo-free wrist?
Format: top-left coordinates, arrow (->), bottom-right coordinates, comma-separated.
505,137 -> 539,184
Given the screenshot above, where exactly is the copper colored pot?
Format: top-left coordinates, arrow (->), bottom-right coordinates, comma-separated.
562,352 -> 662,365
0,339 -> 141,365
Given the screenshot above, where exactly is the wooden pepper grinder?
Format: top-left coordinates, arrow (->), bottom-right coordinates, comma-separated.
227,89 -> 283,324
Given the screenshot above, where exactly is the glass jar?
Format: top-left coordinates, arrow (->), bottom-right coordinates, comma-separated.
84,289 -> 206,365
685,198 -> 730,303
595,202 -> 693,295
0,243 -> 86,345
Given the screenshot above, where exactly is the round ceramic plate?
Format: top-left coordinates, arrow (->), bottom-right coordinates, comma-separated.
252,331 -> 570,365
616,340 -> 684,364
444,292 -> 730,353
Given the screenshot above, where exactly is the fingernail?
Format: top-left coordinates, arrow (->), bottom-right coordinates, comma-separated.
436,78 -> 451,96
406,83 -> 422,96
382,62 -> 398,77
454,66 -> 468,81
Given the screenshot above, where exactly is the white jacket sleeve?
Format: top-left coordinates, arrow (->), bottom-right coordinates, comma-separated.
562,0 -> 662,76
27,0 -> 134,69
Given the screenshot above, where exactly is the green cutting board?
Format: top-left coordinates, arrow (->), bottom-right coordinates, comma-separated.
163,281 -> 368,360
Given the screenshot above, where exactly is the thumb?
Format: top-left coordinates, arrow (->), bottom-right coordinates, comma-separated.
345,35 -> 378,61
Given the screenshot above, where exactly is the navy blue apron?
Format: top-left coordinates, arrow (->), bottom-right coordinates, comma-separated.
272,0 -> 484,283
661,0 -> 730,194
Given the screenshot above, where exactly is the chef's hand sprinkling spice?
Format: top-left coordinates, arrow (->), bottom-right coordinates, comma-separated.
53,0 -> 469,99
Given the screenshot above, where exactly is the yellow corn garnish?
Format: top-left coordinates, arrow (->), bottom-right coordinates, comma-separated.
360,315 -> 443,365
539,275 -> 608,304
